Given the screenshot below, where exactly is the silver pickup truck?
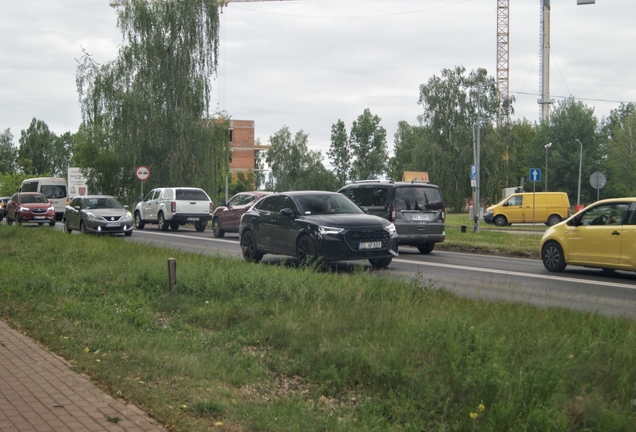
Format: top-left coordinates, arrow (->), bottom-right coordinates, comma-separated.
134,187 -> 214,232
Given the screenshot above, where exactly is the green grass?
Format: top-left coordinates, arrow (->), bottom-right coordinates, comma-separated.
442,213 -> 543,257
1,225 -> 635,431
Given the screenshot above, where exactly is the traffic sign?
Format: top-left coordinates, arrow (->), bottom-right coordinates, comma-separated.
470,165 -> 476,180
529,168 -> 541,183
135,166 -> 150,181
590,171 -> 606,190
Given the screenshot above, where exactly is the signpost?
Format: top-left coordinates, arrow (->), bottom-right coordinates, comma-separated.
529,168 -> 541,225
590,171 -> 606,202
135,166 -> 150,198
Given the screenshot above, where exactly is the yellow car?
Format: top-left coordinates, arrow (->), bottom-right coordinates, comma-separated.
540,198 -> 636,273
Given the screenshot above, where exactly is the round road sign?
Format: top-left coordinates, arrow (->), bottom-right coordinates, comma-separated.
135,166 -> 150,181
589,171 -> 606,190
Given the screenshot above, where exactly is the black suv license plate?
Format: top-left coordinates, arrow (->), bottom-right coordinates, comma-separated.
359,241 -> 381,250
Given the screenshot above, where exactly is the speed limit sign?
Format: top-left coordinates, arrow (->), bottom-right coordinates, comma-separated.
135,166 -> 150,181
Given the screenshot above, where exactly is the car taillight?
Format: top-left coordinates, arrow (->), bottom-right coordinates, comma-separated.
171,201 -> 176,213
391,205 -> 396,222
441,207 -> 446,222
210,202 -> 214,213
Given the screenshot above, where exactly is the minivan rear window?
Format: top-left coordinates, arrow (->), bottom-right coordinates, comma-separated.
176,189 -> 209,201
395,186 -> 443,211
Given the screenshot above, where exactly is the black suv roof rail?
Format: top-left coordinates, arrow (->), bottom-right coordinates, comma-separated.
352,179 -> 395,184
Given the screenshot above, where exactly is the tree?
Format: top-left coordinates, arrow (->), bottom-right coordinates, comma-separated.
603,104 -> 636,198
76,0 -> 227,199
327,120 -> 350,186
349,109 -> 388,181
0,173 -> 26,196
51,132 -> 75,179
0,128 -> 18,174
387,121 -> 427,181
529,97 -> 602,204
18,118 -> 55,176
265,126 -> 338,192
416,66 -> 507,211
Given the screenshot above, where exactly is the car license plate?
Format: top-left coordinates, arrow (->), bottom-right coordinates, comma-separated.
411,214 -> 431,221
187,217 -> 200,221
359,241 -> 382,250
34,216 -> 45,220
105,222 -> 120,227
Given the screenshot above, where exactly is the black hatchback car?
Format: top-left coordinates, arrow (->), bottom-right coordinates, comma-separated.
239,191 -> 398,268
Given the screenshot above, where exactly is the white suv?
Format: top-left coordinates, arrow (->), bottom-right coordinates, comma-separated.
134,187 -> 214,232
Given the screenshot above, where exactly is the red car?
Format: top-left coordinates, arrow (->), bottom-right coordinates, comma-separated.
6,192 -> 56,226
212,191 -> 271,237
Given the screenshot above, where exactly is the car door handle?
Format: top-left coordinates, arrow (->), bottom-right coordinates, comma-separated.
611,231 -> 620,235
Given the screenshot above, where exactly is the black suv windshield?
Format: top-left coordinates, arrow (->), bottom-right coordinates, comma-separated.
395,186 -> 443,211
295,194 -> 363,215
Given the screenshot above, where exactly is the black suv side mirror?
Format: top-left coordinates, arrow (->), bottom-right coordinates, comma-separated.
359,206 -> 369,214
280,208 -> 296,219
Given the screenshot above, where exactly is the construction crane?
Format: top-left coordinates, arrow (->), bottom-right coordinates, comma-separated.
110,0 -> 288,7
496,0 -> 509,103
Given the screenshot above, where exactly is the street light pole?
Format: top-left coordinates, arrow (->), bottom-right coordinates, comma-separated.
575,139 -> 583,206
544,142 -> 552,192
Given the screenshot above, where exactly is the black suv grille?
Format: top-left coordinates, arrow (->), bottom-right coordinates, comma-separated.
344,229 -> 390,250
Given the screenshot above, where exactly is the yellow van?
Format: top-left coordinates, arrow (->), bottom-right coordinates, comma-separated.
483,192 -> 570,227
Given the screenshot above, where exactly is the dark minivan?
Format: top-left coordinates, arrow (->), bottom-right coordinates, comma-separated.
338,180 -> 445,254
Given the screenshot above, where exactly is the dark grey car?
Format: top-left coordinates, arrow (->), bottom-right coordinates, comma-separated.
338,180 -> 446,254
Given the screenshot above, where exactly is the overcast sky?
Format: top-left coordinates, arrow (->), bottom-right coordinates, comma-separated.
1,0 -> 635,159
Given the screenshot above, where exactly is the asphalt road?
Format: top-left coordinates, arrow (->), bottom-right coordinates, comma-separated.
116,224 -> 636,319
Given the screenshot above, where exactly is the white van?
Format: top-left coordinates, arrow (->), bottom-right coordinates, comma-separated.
20,177 -> 68,221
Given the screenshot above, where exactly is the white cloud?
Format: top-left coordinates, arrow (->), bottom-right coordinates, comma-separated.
1,0 -> 634,161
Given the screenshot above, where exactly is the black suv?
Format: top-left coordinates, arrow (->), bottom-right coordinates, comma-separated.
338,180 -> 445,254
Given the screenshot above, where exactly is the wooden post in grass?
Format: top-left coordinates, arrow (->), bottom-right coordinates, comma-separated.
167,258 -> 177,293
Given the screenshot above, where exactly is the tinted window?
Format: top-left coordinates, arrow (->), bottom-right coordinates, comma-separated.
346,186 -> 390,208
395,186 -> 443,211
21,181 -> 38,193
85,197 -> 123,209
228,194 -> 244,207
40,184 -> 67,199
255,196 -> 278,212
295,194 -> 362,215
71,197 -> 83,208
176,189 -> 209,201
20,194 -> 48,204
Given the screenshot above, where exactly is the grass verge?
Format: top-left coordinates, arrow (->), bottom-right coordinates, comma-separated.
1,225 -> 635,431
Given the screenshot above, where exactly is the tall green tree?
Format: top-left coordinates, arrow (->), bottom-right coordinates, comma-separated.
51,132 -> 75,179
529,97 -> 602,204
0,128 -> 18,174
18,118 -> 55,176
387,121 -> 428,181
327,119 -> 350,187
416,66 -> 508,211
349,109 -> 388,181
76,0 -> 227,199
603,104 -> 636,198
265,126 -> 338,192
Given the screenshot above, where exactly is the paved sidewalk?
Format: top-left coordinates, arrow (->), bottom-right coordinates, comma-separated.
0,320 -> 165,431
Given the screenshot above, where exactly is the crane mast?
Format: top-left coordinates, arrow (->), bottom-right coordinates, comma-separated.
496,0 -> 509,103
